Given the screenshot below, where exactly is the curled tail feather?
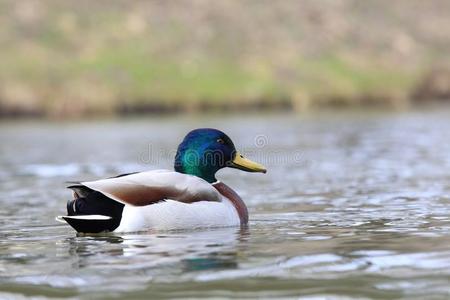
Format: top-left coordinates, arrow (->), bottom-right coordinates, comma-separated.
59,188 -> 124,233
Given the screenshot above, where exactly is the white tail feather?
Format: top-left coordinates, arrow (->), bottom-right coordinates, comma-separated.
56,215 -> 112,223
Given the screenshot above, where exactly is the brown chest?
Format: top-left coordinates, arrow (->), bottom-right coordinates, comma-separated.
212,182 -> 248,225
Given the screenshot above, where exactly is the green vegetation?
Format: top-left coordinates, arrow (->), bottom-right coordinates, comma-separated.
0,0 -> 447,117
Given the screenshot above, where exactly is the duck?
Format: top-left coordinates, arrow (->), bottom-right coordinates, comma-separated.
56,128 -> 267,233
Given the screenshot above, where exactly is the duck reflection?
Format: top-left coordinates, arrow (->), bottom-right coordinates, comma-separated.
61,234 -> 125,268
61,226 -> 249,273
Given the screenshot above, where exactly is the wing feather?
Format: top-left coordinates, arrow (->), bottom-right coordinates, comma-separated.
80,170 -> 221,206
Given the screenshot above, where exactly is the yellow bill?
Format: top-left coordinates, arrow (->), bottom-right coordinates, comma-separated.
229,151 -> 267,173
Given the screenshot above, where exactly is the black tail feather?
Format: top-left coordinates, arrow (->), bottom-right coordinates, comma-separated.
62,216 -> 117,233
65,190 -> 124,233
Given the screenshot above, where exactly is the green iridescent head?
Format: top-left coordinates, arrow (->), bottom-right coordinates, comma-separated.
174,128 -> 266,183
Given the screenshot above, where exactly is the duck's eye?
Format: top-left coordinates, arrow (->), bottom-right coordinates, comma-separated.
217,138 -> 225,144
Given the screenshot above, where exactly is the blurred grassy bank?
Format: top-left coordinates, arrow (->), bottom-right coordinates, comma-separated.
0,0 -> 449,118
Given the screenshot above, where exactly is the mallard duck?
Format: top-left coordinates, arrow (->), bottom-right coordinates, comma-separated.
57,128 -> 266,233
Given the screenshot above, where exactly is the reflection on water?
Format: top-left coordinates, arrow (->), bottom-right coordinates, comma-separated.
1,111 -> 450,299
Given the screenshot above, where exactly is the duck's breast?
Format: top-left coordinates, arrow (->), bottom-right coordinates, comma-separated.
114,197 -> 240,232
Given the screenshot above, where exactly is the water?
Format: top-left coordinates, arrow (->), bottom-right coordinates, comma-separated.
1,111 -> 450,299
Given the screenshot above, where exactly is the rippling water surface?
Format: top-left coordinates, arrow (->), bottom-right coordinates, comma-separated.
1,111 -> 450,299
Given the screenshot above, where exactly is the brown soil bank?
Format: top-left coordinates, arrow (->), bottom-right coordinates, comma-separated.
1,68 -> 449,119
412,69 -> 450,102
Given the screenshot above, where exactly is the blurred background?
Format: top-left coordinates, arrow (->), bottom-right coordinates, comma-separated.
0,0 -> 449,118
2,1 -> 450,299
